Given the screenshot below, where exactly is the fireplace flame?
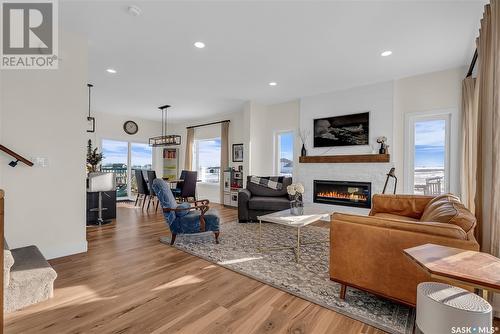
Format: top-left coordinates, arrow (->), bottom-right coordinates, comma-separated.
317,191 -> 368,202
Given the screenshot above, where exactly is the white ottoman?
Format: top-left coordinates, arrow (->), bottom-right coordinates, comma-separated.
416,282 -> 492,334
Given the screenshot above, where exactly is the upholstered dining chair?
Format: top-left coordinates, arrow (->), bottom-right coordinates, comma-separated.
134,169 -> 150,210
152,178 -> 220,245
146,170 -> 159,212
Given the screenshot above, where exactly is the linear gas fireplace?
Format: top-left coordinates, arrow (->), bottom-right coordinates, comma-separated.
313,180 -> 372,208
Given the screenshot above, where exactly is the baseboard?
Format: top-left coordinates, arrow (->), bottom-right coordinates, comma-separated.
42,240 -> 88,260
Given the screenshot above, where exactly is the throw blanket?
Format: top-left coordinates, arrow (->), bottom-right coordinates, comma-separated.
249,176 -> 284,190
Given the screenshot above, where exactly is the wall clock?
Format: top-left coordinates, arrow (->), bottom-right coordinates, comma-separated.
123,120 -> 138,135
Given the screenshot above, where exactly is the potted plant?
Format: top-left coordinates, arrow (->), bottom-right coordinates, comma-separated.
86,139 -> 103,173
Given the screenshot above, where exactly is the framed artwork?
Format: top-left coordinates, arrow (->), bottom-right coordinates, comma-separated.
313,112 -> 369,147
232,143 -> 244,162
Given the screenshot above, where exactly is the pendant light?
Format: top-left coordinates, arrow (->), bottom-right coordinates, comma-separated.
149,105 -> 181,146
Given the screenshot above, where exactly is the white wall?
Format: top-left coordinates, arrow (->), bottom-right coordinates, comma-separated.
248,100 -> 300,176
393,67 -> 465,193
0,32 -> 88,259
297,81 -> 394,214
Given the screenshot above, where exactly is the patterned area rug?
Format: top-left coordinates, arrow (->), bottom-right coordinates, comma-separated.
160,221 -> 415,334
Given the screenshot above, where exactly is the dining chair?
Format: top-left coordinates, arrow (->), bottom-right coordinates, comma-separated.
134,169 -> 150,210
171,170 -> 187,198
179,171 -> 197,202
146,170 -> 159,212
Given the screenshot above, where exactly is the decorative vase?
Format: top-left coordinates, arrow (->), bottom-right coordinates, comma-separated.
379,143 -> 386,155
301,144 -> 307,157
290,198 -> 304,215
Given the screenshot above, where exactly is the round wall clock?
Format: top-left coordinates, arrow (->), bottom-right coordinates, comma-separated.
123,120 -> 138,135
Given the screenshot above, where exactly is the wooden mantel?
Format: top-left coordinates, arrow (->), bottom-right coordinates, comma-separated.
299,154 -> 390,164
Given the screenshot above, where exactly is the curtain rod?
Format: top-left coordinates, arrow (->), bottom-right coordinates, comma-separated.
186,120 -> 230,129
466,49 -> 478,78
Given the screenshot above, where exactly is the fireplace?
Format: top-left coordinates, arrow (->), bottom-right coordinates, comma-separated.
313,180 -> 372,208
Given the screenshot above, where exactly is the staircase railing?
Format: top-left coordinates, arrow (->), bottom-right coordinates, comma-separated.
0,145 -> 33,167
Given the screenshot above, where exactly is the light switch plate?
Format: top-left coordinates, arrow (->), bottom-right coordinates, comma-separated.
32,157 -> 49,168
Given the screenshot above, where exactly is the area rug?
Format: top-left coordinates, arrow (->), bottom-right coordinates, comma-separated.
160,221 -> 415,334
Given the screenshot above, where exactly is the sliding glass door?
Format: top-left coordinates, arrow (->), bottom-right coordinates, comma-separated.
101,139 -> 129,198
131,143 -> 153,197
101,139 -> 153,200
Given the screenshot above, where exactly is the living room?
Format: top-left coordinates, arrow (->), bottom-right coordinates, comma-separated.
0,1 -> 499,333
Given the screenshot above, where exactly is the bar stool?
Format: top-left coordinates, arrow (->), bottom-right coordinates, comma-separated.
88,172 -> 116,225
416,282 -> 492,334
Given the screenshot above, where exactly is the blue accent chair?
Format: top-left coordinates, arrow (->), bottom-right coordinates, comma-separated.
152,179 -> 220,245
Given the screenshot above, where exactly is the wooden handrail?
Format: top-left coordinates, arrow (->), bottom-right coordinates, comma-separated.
0,145 -> 33,166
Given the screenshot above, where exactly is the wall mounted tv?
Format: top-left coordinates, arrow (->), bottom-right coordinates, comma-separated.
313,112 -> 369,147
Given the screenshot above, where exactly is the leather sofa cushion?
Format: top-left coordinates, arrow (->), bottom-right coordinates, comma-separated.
246,176 -> 292,197
420,194 -> 476,235
372,213 -> 418,222
248,196 -> 291,211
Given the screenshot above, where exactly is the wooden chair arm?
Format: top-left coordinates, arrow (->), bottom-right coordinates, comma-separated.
189,199 -> 210,206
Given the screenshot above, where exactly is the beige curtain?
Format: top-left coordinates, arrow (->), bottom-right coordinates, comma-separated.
461,77 -> 479,240
220,122 -> 229,203
464,2 -> 500,256
185,127 -> 194,171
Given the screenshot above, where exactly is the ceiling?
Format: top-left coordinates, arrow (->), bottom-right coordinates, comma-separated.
60,1 -> 486,123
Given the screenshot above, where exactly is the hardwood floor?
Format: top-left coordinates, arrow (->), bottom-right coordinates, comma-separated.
5,202 -> 386,334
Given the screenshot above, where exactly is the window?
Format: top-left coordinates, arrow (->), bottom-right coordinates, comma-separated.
101,139 -> 152,199
193,138 -> 221,183
404,110 -> 459,195
275,131 -> 294,177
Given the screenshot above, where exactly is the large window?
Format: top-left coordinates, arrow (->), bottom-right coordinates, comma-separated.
275,131 -> 294,177
101,139 -> 152,199
193,138 -> 221,183
404,110 -> 458,195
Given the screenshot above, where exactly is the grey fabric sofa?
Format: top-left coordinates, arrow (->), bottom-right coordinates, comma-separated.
238,176 -> 292,222
4,239 -> 57,312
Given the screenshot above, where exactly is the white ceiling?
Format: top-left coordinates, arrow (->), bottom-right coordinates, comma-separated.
60,1 -> 486,122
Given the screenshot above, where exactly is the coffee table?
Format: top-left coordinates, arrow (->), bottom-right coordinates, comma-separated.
257,205 -> 334,263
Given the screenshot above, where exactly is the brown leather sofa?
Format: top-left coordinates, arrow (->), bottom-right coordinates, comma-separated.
329,194 -> 479,306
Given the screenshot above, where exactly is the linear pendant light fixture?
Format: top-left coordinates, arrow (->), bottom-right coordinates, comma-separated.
149,105 -> 181,146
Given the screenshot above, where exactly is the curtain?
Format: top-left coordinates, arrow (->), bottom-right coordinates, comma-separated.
220,121 -> 229,203
465,2 -> 500,256
185,127 -> 194,171
461,77 -> 479,240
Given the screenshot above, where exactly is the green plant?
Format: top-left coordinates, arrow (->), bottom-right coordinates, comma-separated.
86,139 -> 103,172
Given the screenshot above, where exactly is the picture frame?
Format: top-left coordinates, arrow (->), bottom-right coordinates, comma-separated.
313,112 -> 369,147
232,143 -> 244,162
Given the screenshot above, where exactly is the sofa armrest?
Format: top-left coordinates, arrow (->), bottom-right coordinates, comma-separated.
238,189 -> 252,221
370,194 -> 435,219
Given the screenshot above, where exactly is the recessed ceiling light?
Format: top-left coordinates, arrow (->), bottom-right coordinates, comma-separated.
269,82 -> 277,86
106,68 -> 117,74
194,42 -> 205,49
381,50 -> 393,57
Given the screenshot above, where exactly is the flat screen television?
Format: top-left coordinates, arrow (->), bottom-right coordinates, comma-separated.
313,112 -> 369,147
